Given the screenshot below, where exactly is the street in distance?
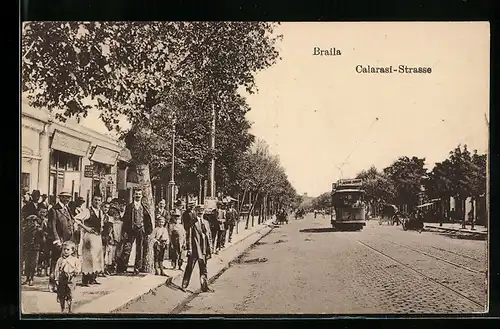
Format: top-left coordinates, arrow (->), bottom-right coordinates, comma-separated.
356,65 -> 432,74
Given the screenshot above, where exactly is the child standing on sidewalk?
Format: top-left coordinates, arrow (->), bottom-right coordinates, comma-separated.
102,206 -> 117,275
112,204 -> 124,272
54,240 -> 81,313
22,215 -> 46,286
37,208 -> 50,277
169,209 -> 186,270
152,216 -> 170,276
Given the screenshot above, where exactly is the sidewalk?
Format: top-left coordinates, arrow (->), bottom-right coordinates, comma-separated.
424,222 -> 487,236
21,218 -> 274,315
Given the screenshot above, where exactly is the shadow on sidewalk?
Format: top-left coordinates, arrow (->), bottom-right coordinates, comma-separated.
299,228 -> 337,233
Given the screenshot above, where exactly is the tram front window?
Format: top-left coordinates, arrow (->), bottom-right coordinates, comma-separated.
335,193 -> 364,208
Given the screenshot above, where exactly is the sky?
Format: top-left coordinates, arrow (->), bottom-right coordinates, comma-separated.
243,22 -> 490,197
73,22 -> 489,198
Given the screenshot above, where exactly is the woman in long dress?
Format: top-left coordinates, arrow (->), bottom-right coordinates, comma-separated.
74,195 -> 105,286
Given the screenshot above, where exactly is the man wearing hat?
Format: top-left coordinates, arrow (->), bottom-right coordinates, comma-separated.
182,201 -> 196,232
47,191 -> 77,292
217,201 -> 228,250
181,204 -> 213,292
117,188 -> 153,274
21,190 -> 41,220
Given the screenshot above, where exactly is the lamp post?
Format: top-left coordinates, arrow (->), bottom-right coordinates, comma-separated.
168,111 -> 176,211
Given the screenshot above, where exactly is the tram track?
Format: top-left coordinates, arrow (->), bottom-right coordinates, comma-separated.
362,232 -> 486,275
353,237 -> 486,311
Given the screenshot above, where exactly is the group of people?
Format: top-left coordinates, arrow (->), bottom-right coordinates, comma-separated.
21,188 -> 242,310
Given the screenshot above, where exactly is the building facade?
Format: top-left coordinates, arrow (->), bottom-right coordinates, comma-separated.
22,100 -> 135,206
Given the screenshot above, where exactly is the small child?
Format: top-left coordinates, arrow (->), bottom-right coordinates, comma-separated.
22,215 -> 46,286
152,216 -> 170,276
54,240 -> 81,313
37,208 -> 50,277
169,209 -> 186,270
103,205 -> 121,274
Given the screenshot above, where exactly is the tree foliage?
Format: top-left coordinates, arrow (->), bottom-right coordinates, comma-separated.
311,192 -> 330,210
237,139 -> 299,208
22,21 -> 282,195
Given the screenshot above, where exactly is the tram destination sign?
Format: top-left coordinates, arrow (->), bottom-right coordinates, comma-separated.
337,179 -> 363,186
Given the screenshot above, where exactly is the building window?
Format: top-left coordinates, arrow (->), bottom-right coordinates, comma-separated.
50,150 -> 81,171
21,173 -> 30,194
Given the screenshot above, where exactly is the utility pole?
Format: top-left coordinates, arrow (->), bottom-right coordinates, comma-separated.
209,103 -> 216,198
168,111 -> 176,210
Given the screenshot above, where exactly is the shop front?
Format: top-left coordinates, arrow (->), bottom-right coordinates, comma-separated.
48,129 -> 91,204
88,145 -> 120,202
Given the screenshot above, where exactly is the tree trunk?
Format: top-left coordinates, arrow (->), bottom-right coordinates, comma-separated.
135,164 -> 155,274
245,191 -> 252,229
250,193 -> 259,227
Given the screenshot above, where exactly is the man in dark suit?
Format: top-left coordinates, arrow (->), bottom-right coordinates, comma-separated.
182,201 -> 196,232
181,204 -> 213,293
117,188 -> 153,274
21,190 -> 41,220
47,191 -> 76,292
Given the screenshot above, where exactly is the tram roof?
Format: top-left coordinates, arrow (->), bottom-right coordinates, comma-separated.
332,189 -> 365,194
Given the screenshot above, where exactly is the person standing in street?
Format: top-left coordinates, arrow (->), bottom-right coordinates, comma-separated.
47,191 -> 77,293
118,188 -> 153,274
226,202 -> 238,244
181,204 -> 213,293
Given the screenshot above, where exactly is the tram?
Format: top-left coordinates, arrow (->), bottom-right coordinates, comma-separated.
331,178 -> 366,231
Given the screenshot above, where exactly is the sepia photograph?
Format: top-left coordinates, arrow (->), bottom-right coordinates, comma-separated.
20,21 -> 489,315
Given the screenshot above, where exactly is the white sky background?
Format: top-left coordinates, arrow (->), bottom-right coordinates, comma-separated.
243,22 -> 490,197
75,22 -> 489,198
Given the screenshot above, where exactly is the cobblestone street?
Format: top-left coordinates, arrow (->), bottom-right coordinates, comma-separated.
172,214 -> 487,314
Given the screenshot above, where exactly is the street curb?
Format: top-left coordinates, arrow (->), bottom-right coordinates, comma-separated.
425,225 -> 487,236
82,221 -> 274,314
169,224 -> 274,314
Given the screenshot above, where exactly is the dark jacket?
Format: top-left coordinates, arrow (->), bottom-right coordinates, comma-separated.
47,203 -> 75,244
121,202 -> 153,237
186,216 -> 213,260
182,210 -> 196,231
21,202 -> 40,220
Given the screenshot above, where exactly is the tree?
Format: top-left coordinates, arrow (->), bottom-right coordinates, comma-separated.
356,166 -> 396,205
383,156 -> 427,211
312,192 -> 331,210
22,21 -> 282,272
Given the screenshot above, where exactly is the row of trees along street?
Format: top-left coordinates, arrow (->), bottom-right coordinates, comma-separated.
312,144 -> 487,225
21,21 -> 300,273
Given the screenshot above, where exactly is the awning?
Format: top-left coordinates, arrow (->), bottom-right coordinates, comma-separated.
51,129 -> 91,157
90,146 -> 119,166
118,147 -> 133,163
224,196 -> 238,202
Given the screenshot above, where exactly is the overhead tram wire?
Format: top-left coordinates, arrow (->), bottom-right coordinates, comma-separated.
334,117 -> 379,179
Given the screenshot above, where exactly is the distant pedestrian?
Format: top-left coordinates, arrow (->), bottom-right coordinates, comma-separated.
169,208 -> 186,270
181,204 -> 213,293
225,202 -> 238,244
217,201 -> 228,250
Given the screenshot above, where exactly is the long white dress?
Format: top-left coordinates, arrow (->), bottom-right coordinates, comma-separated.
74,208 -> 104,274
